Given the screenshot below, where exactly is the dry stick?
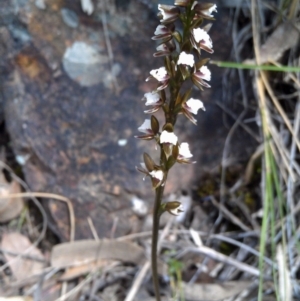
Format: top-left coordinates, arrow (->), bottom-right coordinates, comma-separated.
86,216 -> 102,301
288,0 -> 299,20
243,144 -> 264,185
0,248 -> 47,263
268,140 -> 288,185
125,261 -> 151,301
7,266 -> 59,289
87,216 -> 100,241
287,101 -> 300,269
25,267 -> 61,296
268,124 -> 296,181
231,195 -> 261,231
211,197 -> 252,232
119,228 -> 274,267
55,273 -> 94,301
217,109 -> 247,229
270,61 -> 300,88
0,192 -> 75,241
118,229 -> 260,242
177,245 -> 261,277
216,101 -> 261,143
261,72 -> 300,152
211,233 -> 275,267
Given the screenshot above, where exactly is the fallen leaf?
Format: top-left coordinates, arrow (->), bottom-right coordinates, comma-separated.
182,281 -> 252,301
51,239 -> 146,269
0,172 -> 24,222
1,232 -> 45,281
245,22 -> 300,64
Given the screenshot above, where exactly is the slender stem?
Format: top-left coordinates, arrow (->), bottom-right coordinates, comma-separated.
151,6 -> 192,299
151,182 -> 166,301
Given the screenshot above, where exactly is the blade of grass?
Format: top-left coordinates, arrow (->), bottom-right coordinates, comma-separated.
210,61 -> 300,72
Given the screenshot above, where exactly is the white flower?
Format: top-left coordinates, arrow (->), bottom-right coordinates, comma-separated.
131,196 -> 148,217
191,3 -> 217,17
149,67 -> 168,81
152,24 -> 173,41
191,1 -> 197,10
185,98 -> 205,114
144,92 -> 160,106
177,51 -> 195,67
154,24 -> 167,35
169,203 -> 184,216
158,4 -> 179,23
204,4 -> 217,17
138,119 -> 152,133
199,66 -> 211,81
193,28 -> 213,48
160,130 -> 178,145
179,143 -> 193,159
192,65 -> 211,88
158,4 -> 170,21
149,170 -> 164,181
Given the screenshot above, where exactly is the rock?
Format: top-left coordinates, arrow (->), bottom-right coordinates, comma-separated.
60,8 -> 79,28
80,0 -> 94,15
35,0 -> 46,10
63,41 -> 108,86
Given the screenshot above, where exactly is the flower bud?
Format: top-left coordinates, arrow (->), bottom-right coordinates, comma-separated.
193,3 -> 217,19
151,115 -> 160,135
143,152 -> 155,172
152,24 -> 174,42
154,40 -> 176,57
164,201 -> 184,216
172,31 -> 182,43
158,4 -> 180,24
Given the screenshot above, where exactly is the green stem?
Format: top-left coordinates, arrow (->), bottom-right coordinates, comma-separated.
151,184 -> 165,301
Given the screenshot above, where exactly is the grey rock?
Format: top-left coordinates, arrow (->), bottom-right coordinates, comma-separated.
80,0 -> 94,15
35,0 -> 46,10
61,8 -> 79,29
8,24 -> 31,44
62,41 -> 109,87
